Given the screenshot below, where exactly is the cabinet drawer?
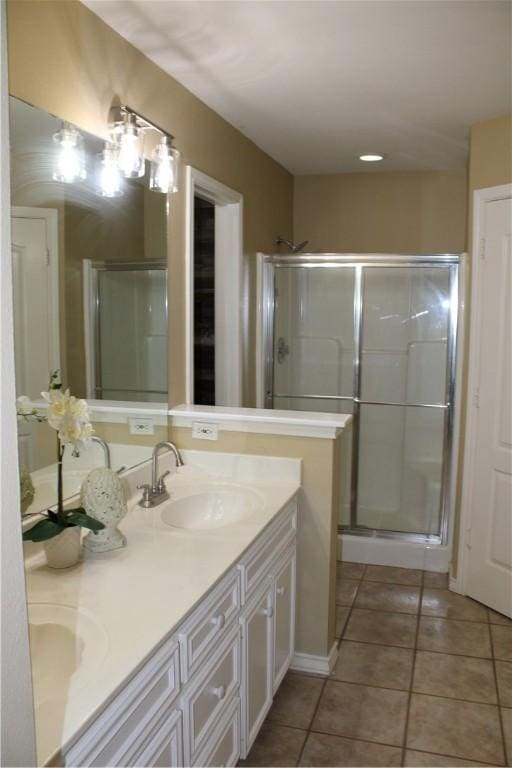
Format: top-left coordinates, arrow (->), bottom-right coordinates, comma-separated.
65,639 -> 180,767
192,696 -> 240,767
179,569 -> 240,682
239,500 -> 297,602
183,626 -> 241,761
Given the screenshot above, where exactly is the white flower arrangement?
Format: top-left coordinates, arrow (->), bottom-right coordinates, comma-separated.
16,395 -> 45,422
22,371 -> 104,542
41,388 -> 94,450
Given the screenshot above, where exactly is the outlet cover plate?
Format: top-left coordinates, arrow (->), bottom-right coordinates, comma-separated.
129,417 -> 155,435
192,422 -> 219,441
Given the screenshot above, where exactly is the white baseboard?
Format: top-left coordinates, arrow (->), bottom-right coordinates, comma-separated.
290,642 -> 338,677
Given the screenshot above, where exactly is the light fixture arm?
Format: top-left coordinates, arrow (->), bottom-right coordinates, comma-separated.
108,104 -> 175,142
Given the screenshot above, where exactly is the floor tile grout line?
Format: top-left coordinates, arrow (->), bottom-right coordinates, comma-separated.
295,675 -> 329,767
336,569 -> 364,647
306,727 -> 407,758
400,570 -> 424,767
397,742 -> 505,768
305,724 -> 507,767
336,604 -> 494,627
338,635 -> 494,661
305,725 -> 507,767
298,572 -> 363,764
328,675 -> 500,707
488,620 -> 509,766
341,633 -> 494,660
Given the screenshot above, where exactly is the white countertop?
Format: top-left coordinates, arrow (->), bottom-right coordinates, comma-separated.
24,450 -> 301,765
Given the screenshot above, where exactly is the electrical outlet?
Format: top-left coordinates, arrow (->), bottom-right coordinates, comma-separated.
192,422 -> 219,441
129,417 -> 155,435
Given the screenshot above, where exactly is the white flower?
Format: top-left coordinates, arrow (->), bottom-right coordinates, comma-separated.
16,395 -> 35,416
41,388 -> 93,450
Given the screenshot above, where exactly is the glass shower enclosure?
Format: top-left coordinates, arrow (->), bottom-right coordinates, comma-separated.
259,253 -> 460,543
84,260 -> 168,402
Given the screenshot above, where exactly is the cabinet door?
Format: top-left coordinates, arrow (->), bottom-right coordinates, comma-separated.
273,547 -> 296,692
134,709 -> 183,767
240,586 -> 273,757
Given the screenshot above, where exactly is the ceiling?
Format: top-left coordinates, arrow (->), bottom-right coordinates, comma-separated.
84,0 -> 511,174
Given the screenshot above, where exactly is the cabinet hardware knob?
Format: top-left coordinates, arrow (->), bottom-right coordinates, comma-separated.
276,586 -> 286,596
213,684 -> 226,700
262,606 -> 274,618
211,613 -> 226,629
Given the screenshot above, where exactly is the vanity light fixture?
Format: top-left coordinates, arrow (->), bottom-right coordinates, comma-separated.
115,112 -> 145,179
98,142 -> 124,198
149,136 -> 180,194
107,105 -> 180,194
359,153 -> 385,162
52,122 -> 87,183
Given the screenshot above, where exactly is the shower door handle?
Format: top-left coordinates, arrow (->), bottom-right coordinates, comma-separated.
277,337 -> 290,364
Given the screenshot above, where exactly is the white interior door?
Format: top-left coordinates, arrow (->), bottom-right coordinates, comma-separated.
11,208 -> 59,468
463,189 -> 512,617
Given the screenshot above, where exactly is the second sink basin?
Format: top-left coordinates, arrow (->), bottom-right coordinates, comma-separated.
161,486 -> 263,530
28,602 -> 109,708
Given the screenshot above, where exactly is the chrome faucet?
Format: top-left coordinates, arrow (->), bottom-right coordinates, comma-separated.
90,435 -> 111,469
72,435 -> 112,469
138,441 -> 184,508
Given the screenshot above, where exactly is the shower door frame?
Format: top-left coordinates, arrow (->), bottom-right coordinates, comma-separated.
83,260 -> 168,401
259,252 -> 461,545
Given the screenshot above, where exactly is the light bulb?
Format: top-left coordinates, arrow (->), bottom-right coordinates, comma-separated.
117,113 -> 145,178
53,123 -> 87,183
359,153 -> 385,162
149,136 -> 180,194
98,143 -> 124,198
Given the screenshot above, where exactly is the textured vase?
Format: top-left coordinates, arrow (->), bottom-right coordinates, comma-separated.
81,468 -> 128,553
44,525 -> 82,569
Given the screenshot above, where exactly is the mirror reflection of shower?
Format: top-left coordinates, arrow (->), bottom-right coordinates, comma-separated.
275,235 -> 309,253
83,261 -> 168,403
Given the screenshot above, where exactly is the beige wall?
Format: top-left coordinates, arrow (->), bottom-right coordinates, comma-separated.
452,113 -> 512,577
294,170 -> 467,254
6,0 -> 293,407
468,114 -> 512,193
170,426 -> 342,658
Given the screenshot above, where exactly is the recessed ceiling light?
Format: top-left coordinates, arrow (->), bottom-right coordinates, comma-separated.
359,153 -> 385,162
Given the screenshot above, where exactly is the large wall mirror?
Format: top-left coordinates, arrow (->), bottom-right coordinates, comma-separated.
10,96 -> 168,512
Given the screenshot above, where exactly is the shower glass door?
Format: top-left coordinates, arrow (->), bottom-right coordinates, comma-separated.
94,264 -> 168,402
265,254 -> 459,543
356,266 -> 454,537
272,265 -> 355,414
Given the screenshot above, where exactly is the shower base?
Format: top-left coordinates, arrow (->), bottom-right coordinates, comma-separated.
338,532 -> 450,573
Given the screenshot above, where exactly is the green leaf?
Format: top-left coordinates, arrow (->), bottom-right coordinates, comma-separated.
47,509 -> 60,523
65,510 -> 105,532
22,519 -> 65,542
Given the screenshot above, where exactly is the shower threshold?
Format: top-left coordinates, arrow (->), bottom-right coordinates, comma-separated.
339,526 -> 442,545
339,530 -> 450,572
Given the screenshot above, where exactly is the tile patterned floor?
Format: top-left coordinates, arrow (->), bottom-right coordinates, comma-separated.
240,562 -> 512,767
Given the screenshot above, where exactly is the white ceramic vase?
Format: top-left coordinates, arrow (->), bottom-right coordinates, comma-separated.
81,468 -> 128,553
44,525 -> 82,569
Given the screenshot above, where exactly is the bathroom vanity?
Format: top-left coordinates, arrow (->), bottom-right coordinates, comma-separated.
24,450 -> 300,767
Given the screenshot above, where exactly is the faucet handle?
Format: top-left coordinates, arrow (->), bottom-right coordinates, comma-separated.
157,470 -> 170,492
137,483 -> 152,504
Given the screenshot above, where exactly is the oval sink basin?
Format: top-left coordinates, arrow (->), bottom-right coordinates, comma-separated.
161,487 -> 263,530
28,603 -> 108,708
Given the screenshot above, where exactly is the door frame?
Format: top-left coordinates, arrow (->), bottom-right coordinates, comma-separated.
184,166 -> 243,406
11,205 -> 60,385
455,182 -> 512,594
